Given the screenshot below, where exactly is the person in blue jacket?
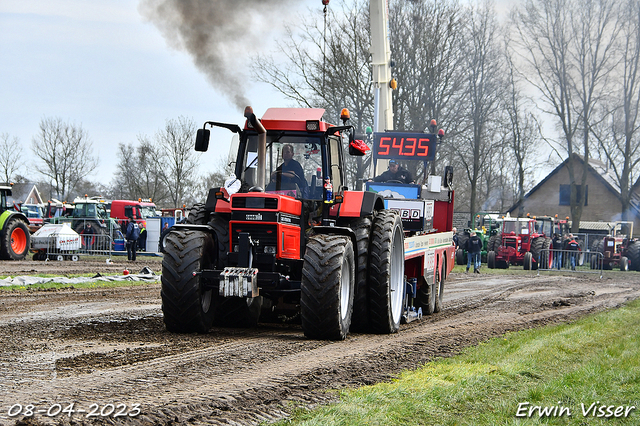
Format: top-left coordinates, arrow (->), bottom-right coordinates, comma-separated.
125,216 -> 140,261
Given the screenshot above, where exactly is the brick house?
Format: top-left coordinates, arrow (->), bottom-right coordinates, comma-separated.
507,154 -> 640,232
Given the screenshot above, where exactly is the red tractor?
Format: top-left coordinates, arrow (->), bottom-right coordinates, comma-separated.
160,107 -> 455,340
591,222 -> 640,271
487,216 -> 553,270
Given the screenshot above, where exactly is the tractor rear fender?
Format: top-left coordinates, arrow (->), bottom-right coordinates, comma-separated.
312,225 -> 360,277
331,191 -> 385,218
0,210 -> 29,233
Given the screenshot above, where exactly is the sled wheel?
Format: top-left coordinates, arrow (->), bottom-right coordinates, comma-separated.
161,229 -> 216,333
414,276 -> 435,316
434,258 -> 446,313
301,234 -> 355,340
368,210 -> 405,334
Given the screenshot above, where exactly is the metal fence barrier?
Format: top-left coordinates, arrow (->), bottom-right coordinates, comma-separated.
537,249 -> 603,278
37,234 -> 113,261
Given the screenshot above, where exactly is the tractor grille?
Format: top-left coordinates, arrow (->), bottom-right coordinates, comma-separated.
230,223 -> 278,253
504,237 -> 518,250
232,197 -> 278,209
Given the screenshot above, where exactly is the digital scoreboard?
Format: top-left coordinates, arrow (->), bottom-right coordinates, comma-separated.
372,132 -> 437,161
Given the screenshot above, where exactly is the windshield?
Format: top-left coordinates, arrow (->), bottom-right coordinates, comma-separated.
73,203 -> 109,219
241,134 -> 325,200
140,206 -> 157,218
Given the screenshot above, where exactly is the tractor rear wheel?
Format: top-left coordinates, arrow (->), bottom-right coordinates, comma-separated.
301,235 -> 355,340
368,210 -> 405,334
347,217 -> 372,332
530,237 -> 545,270
456,248 -> 465,265
186,203 -> 209,225
0,218 -> 30,260
487,234 -> 501,252
161,229 -> 216,333
487,251 -> 496,269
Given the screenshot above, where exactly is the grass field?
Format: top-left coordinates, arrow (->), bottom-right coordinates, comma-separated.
277,299 -> 640,425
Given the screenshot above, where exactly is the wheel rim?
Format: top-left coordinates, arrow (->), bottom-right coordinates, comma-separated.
390,225 -> 404,325
10,227 -> 27,254
339,255 -> 351,321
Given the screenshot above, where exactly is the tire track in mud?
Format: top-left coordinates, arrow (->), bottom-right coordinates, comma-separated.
1,273 -> 640,425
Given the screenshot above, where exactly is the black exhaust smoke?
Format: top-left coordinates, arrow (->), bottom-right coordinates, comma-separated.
138,0 -> 289,111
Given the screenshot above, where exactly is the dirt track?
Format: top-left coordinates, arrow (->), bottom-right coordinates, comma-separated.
1,257 -> 640,425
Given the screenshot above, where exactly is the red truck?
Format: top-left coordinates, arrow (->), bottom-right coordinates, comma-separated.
110,199 -> 158,230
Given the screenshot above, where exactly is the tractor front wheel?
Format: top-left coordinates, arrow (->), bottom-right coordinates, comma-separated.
0,218 -> 30,260
301,234 -> 355,340
161,229 -> 217,333
487,251 -> 496,269
368,211 -> 405,334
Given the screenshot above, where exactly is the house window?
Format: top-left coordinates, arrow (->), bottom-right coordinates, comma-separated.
559,184 -> 588,206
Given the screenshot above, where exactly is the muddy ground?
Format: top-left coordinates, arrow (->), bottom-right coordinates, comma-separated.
1,257 -> 639,425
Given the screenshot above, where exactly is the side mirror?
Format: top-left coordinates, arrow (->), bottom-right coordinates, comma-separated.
195,128 -> 210,152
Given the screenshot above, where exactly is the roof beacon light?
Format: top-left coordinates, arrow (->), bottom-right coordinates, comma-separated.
430,119 -> 437,133
389,78 -> 398,90
340,108 -> 350,121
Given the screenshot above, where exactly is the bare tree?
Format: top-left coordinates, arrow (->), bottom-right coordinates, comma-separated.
156,116 -> 200,207
590,0 -> 640,222
390,0 -> 467,178
502,42 -> 542,213
513,0 -> 621,231
31,117 -> 98,200
0,133 -> 24,183
454,0 -> 505,223
252,0 -> 374,189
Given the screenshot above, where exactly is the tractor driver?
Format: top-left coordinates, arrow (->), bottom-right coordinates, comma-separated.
271,144 -> 308,195
372,159 -> 414,184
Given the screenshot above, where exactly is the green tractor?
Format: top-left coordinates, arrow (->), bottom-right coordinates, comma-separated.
455,212 -> 502,265
0,184 -> 31,260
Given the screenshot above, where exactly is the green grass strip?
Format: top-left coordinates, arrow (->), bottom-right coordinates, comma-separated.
280,299 -> 640,425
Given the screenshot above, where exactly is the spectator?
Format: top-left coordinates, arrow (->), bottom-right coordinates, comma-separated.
552,234 -> 563,270
452,227 -> 459,248
566,234 -> 580,270
125,216 -> 140,261
372,160 -> 414,184
80,222 -> 96,250
465,231 -> 483,274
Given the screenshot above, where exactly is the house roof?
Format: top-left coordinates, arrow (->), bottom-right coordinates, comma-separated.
507,153 -> 638,216
6,183 -> 43,205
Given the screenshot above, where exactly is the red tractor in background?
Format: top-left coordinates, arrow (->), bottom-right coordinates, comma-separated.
591,221 -> 640,271
487,215 -> 553,270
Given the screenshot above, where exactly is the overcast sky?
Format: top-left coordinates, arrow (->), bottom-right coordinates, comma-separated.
1,0 -> 523,194
0,0 -> 320,188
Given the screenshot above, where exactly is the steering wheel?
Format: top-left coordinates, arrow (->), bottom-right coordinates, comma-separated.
386,179 -> 404,184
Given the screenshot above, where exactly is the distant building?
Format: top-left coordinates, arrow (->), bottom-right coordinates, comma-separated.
507,154 -> 640,232
6,183 -> 43,206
